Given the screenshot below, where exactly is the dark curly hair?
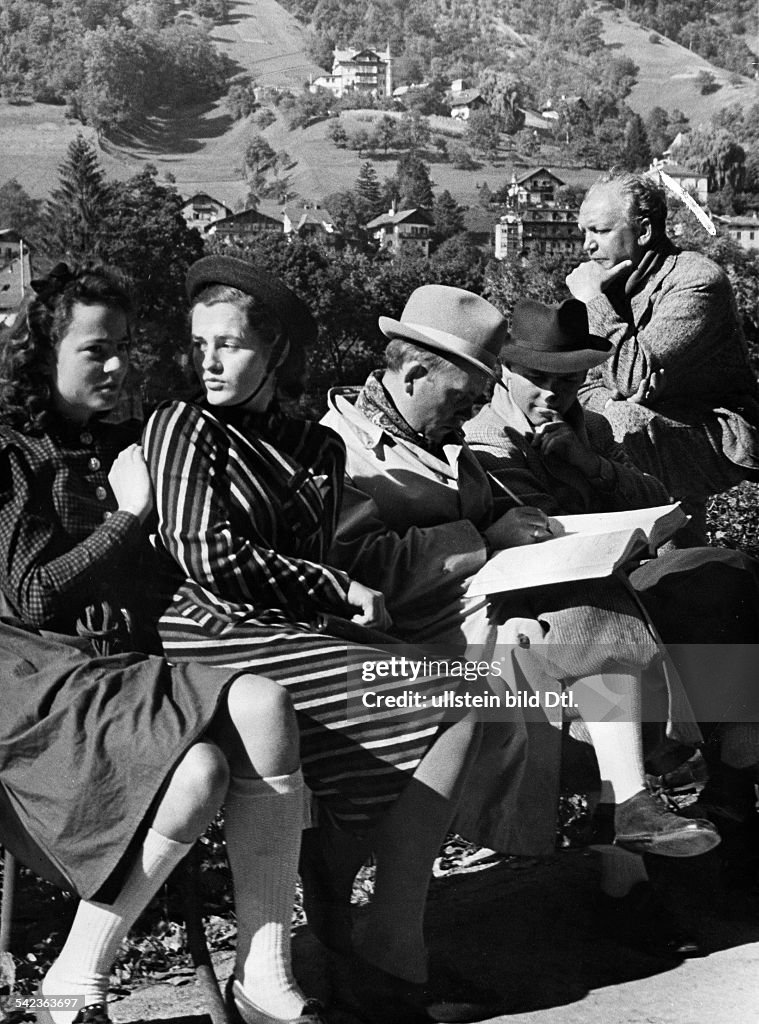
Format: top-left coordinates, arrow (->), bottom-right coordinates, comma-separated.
0,262 -> 133,434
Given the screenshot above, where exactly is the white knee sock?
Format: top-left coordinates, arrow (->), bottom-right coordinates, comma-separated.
43,828 -> 191,1024
572,672 -> 646,805
225,770 -> 306,1020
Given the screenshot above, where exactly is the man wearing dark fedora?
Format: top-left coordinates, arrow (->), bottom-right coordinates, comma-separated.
323,285 -> 720,864
466,297 -> 759,898
465,297 -> 671,516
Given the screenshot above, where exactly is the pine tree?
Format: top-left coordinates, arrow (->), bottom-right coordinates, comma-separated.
432,190 -> 465,242
395,152 -> 434,209
42,134 -> 108,260
621,114 -> 652,172
355,161 -> 383,220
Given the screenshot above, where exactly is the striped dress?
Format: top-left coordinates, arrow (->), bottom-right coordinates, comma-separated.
142,400 -> 453,831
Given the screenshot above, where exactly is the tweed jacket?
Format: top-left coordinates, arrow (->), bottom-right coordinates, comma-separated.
321,386 -> 494,636
465,387 -> 670,516
579,240 -> 759,479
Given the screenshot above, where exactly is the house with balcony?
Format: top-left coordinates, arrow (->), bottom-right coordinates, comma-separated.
493,168 -> 582,259
310,46 -> 393,99
283,204 -> 340,243
205,207 -> 283,243
180,193 -> 232,233
365,207 -> 433,257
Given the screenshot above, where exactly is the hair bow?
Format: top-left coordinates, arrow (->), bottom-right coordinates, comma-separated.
30,262 -> 76,307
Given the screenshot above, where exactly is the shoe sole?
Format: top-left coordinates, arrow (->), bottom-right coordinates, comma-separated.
614,827 -> 722,858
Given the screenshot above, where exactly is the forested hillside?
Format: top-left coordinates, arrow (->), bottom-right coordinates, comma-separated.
0,0 -> 231,131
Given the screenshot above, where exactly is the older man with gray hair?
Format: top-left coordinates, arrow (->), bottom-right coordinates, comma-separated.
568,168 -> 759,544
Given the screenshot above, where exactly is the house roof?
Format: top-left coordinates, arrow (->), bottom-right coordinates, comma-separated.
209,208 -> 283,230
0,228 -> 33,248
716,214 -> 759,227
366,208 -> 434,228
658,163 -> 705,179
180,192 -> 231,211
334,47 -> 389,64
449,89 -> 483,108
521,108 -> 554,131
515,167 -> 565,186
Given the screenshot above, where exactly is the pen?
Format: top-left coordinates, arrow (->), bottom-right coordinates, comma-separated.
486,471 -> 525,507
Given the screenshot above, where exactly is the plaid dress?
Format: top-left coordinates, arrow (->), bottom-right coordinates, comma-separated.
143,400 -> 451,830
0,416 -> 235,900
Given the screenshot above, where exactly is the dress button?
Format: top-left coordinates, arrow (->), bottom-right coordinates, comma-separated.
95,486 -> 108,501
103,511 -> 113,521
88,456 -> 101,471
80,431 -> 93,445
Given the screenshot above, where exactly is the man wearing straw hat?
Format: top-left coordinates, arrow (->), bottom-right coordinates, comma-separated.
567,168 -> 759,544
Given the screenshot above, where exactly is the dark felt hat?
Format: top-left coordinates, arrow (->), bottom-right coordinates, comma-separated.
500,298 -> 612,372
378,285 -> 507,382
185,255 -> 318,349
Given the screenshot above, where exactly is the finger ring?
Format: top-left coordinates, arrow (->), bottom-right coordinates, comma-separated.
532,528 -> 540,539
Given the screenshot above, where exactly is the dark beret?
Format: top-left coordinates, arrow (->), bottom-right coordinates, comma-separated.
185,255 -> 318,348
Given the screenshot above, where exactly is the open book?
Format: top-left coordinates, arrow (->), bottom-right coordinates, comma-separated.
467,503 -> 687,597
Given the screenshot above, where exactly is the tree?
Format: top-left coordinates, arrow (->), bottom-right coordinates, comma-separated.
42,134 -> 108,260
355,162 -> 383,220
466,109 -> 501,161
323,190 -> 364,236
225,81 -> 258,120
327,119 -> 349,148
695,70 -> 718,95
244,134 -> 276,176
431,190 -> 465,243
95,166 -> 204,405
621,114 -> 652,171
394,153 -> 434,209
396,111 -> 431,154
645,107 -> 675,158
0,179 -> 42,240
449,141 -> 479,170
375,115 -> 398,155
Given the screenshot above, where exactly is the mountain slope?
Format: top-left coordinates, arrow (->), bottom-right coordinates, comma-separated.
1,0 -> 756,208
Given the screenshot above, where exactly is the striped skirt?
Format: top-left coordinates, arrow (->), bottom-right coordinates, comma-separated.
158,602 -> 455,831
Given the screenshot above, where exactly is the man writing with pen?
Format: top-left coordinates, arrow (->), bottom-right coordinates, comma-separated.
321,284 -> 716,862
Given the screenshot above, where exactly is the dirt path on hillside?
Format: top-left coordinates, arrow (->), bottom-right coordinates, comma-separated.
107,850 -> 759,1024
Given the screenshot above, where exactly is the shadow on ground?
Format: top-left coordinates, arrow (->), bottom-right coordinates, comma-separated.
108,849 -> 759,1024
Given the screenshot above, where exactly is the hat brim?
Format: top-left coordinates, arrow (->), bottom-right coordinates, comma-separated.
186,256 -> 317,349
500,337 -> 613,373
378,316 -> 504,385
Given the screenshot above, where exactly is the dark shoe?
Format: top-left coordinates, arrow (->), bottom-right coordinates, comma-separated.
33,994 -> 109,1024
344,954 -> 503,1023
225,978 -> 327,1024
614,790 -> 721,857
698,763 -> 759,824
595,883 -> 703,959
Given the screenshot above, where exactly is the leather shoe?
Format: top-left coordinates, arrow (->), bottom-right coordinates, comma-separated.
225,977 -> 327,1024
614,790 -> 721,857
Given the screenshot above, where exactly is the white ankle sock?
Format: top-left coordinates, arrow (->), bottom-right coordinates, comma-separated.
43,828 -> 191,1024
572,673 -> 646,804
225,770 -> 306,1020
